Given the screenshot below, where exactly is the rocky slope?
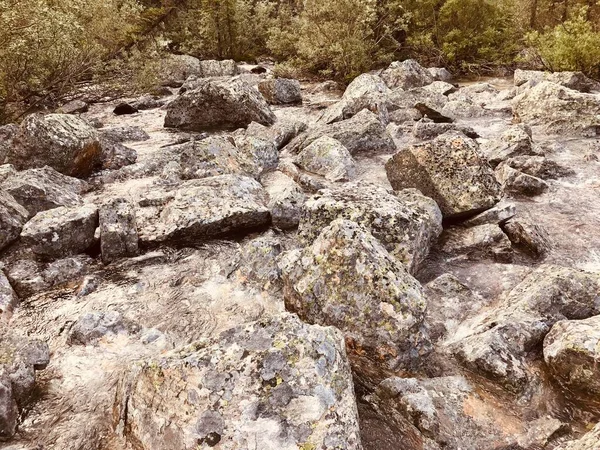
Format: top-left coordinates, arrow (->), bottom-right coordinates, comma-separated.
1,57 -> 600,449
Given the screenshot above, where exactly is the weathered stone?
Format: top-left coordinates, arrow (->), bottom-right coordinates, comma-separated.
0,270 -> 18,319
137,174 -> 270,245
161,54 -> 202,86
1,166 -> 87,219
262,171 -> 306,230
295,136 -> 356,181
480,124 -> 536,166
245,120 -> 307,150
234,134 -> 279,178
441,99 -> 487,119
98,136 -> 138,170
0,125 -> 18,165
412,121 -> 478,141
385,132 -> 502,218
495,164 -> 549,196
0,191 -> 28,252
439,224 -> 512,261
388,88 -> 448,118
427,67 -> 453,82
114,313 -> 362,450
178,136 -> 244,179
277,160 -> 326,193
5,113 -> 101,177
99,126 -> 149,143
286,109 -> 395,156
514,69 -> 600,93
164,78 -> 276,131
381,59 -> 434,90
447,265 -> 600,392
463,203 -> 516,227
258,78 -> 302,104
502,155 -> 574,179
280,219 -> 428,371
56,99 -> 88,114
68,311 -> 135,345
236,232 -> 282,290
512,81 -> 600,135
20,204 -> 98,258
99,198 -> 138,263
423,80 -> 457,96
298,183 -> 442,273
556,422 -> 600,450
502,219 -> 550,258
198,59 -> 238,77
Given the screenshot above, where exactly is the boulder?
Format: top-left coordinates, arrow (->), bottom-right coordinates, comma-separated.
235,232 -> 283,290
198,59 -> 238,77
0,191 -> 28,252
294,136 -> 356,181
388,88 -> 448,118
114,313 -> 362,450
514,69 -> 600,93
544,315 -> 600,397
280,219 -> 428,371
385,132 -> 502,218
5,114 -> 101,177
439,224 -> 512,262
447,265 -> 600,392
502,155 -> 574,180
412,121 -> 478,141
164,78 -> 276,131
0,333 -> 49,439
285,109 -> 395,156
234,134 -> 279,177
0,125 -> 18,164
0,166 -> 87,218
99,126 -> 149,143
262,171 -> 306,230
137,174 -> 270,245
512,81 -> 600,135
298,183 -> 442,274
463,202 -> 516,227
113,102 -> 138,115
161,54 -> 202,86
381,59 -> 434,90
479,124 -> 536,167
245,120 -> 307,150
495,164 -> 549,196
98,136 -> 138,170
423,80 -> 457,96
99,198 -> 138,263
441,99 -> 487,119
556,423 -> 600,450
427,67 -> 453,82
258,78 -> 302,104
20,204 -> 98,258
178,136 -> 244,179
502,219 -> 550,258
56,99 -> 88,114
0,270 -> 18,319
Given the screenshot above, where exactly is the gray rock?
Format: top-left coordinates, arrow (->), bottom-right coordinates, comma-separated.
514,69 -> 600,93
0,125 -> 19,164
0,270 -> 18,319
236,232 -> 282,290
245,120 -> 307,150
178,136 -> 245,179
280,219 -> 428,372
556,423 -> 600,450
412,121 -> 478,141
56,99 -> 88,114
381,59 -> 434,90
198,59 -> 238,77
20,204 -> 98,258
161,54 -> 203,86
385,132 -> 502,218
495,164 -> 549,196
295,136 -> 356,181
114,313 -> 363,450
502,219 -> 550,258
463,203 -> 516,227
447,265 -> 600,392
423,80 -> 457,96
68,311 -> 134,345
286,109 -> 395,156
388,87 -> 448,118
0,166 -> 88,218
99,126 -> 149,143
502,155 -> 574,179
427,67 -> 453,82
99,198 -> 138,263
98,136 -> 138,170
234,134 -> 279,178
137,174 -> 270,245
439,224 -> 512,262
298,183 -> 442,274
165,78 -> 276,131
258,78 -> 302,104
262,171 -> 306,230
512,81 -> 600,135
0,191 -> 28,252
441,99 -> 487,119
480,124 -> 536,167
4,113 -> 101,177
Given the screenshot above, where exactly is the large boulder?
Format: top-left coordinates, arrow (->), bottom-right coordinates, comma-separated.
294,136 -> 356,182
0,166 -> 87,218
261,171 -> 306,230
258,78 -> 302,104
381,59 -> 434,90
512,81 -> 600,135
385,132 -> 502,218
0,191 -> 28,252
99,198 -> 138,264
280,219 -> 429,372
20,204 -> 99,258
4,113 -> 101,177
514,69 -> 600,93
479,124 -> 536,167
544,315 -> 600,396
114,313 -> 363,450
447,265 -> 600,392
298,183 -> 442,274
161,54 -> 202,86
495,164 -> 549,197
137,174 -> 271,245
285,109 -> 395,156
164,78 -> 276,131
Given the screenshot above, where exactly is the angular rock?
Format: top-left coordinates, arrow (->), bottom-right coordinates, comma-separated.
427,67 -> 453,82
98,136 -> 138,170
99,198 -> 138,263
262,171 -> 306,230
161,54 -> 202,86
20,204 -> 98,258
544,315 -> 600,397
198,59 -> 237,77
68,311 -> 135,345
295,136 -> 356,181
441,99 -> 487,119
385,132 -> 502,218
502,155 -> 574,180
56,99 -> 88,114
495,164 -> 549,196
463,203 -> 516,227
258,78 -> 302,105
388,88 -> 448,117
514,69 -> 600,93
381,59 -> 434,90
280,219 -> 428,371
512,81 -> 600,135
0,191 -> 28,252
447,265 -> 600,392
423,80 -> 457,96
245,120 -> 307,150
502,219 -> 550,258
0,270 -> 18,319
114,313 -> 362,450
178,136 -> 245,179
412,121 -> 478,141
439,224 -> 512,261
286,109 -> 395,156
236,232 -> 282,290
5,113 -> 101,177
99,126 -> 150,143
556,423 -> 600,450
234,134 -> 279,178
137,174 -> 270,245
0,125 -> 18,164
0,166 -> 87,218
164,78 -> 276,131
480,124 -> 536,167
298,183 -> 442,273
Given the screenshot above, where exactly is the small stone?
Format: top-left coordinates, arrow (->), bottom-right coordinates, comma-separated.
113,103 -> 138,115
